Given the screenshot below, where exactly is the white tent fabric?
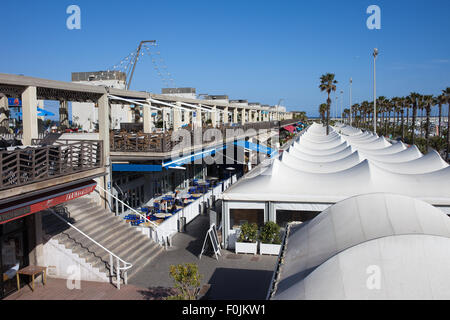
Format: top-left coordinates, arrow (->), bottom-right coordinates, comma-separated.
222,123 -> 450,205
281,151 -> 362,173
271,193 -> 450,300
224,158 -> 450,205
288,145 -> 354,162
352,141 -> 406,155
291,141 -> 349,155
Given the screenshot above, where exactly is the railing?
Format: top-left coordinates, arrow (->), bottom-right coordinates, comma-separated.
110,121 -> 290,153
0,140 -> 103,191
95,184 -> 170,249
49,208 -> 132,290
0,132 -> 47,141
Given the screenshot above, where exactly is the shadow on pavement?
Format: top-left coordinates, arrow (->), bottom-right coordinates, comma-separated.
205,267 -> 273,300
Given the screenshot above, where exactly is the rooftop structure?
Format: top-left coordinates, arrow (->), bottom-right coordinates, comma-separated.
269,193 -> 450,300
220,123 -> 450,250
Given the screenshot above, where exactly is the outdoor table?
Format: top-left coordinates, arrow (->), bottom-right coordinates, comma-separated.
16,266 -> 47,291
154,213 -> 172,219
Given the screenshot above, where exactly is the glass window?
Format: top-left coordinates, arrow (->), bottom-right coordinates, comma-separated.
2,219 -> 24,235
230,209 -> 264,230
276,210 -> 320,228
1,227 -> 27,298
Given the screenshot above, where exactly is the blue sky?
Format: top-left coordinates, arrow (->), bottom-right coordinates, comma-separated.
1,0 -> 449,118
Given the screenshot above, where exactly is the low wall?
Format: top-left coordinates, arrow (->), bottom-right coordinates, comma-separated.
42,238 -> 109,283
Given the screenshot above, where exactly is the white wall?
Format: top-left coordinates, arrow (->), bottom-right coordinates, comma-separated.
43,238 -> 109,283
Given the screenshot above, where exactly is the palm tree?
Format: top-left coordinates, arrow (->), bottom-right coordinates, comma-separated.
437,94 -> 446,137
319,103 -> 327,124
319,73 -> 338,135
362,103 -> 367,128
405,96 -> 412,138
352,104 -> 360,127
422,95 -> 434,152
343,108 -> 350,124
400,97 -> 406,141
409,92 -> 421,145
418,96 -> 426,138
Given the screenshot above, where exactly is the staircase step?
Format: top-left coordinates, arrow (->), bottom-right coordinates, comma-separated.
43,195 -> 163,285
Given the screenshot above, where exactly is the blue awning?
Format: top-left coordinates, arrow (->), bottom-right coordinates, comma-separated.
163,145 -> 227,168
234,140 -> 273,155
112,164 -> 162,172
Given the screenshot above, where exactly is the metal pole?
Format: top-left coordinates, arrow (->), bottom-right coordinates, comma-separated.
373,48 -> 378,134
349,78 -> 352,126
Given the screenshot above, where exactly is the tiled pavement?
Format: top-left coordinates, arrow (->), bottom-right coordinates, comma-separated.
129,214 -> 277,300
4,278 -> 176,300
4,214 -> 277,300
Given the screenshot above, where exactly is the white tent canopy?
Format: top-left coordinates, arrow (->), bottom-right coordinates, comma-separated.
270,193 -> 450,300
222,123 -> 450,206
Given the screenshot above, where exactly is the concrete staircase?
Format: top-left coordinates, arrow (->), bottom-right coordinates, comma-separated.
42,197 -> 163,282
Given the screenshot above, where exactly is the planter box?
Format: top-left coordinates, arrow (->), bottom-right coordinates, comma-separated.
235,241 -> 257,254
259,243 -> 281,255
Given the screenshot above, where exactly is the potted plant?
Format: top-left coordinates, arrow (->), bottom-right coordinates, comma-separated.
259,221 -> 282,255
235,222 -> 258,254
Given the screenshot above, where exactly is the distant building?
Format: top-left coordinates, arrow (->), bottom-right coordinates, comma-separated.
161,88 -> 196,99
202,95 -> 229,103
71,71 -> 131,131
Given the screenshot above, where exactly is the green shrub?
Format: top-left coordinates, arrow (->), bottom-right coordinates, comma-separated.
259,221 -> 281,244
238,222 -> 258,243
165,263 -> 202,300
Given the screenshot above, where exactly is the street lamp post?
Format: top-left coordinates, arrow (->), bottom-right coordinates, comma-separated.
373,48 -> 379,134
340,90 -> 343,122
349,78 -> 352,126
276,98 -> 284,153
335,95 -> 338,122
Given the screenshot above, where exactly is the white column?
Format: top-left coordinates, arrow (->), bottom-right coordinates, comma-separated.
143,100 -> 154,133
195,106 -> 202,128
0,96 -> 9,131
258,110 -> 262,122
162,107 -> 170,131
223,107 -> 229,124
211,106 -> 217,127
241,108 -> 246,125
59,100 -> 69,129
173,102 -> 182,130
98,94 -> 112,208
233,108 -> 238,123
21,86 -> 38,145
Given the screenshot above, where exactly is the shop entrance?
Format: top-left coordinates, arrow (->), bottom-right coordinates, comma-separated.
0,217 -> 28,299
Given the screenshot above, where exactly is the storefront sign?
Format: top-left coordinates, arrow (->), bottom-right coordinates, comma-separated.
0,183 -> 96,225
7,98 -> 21,107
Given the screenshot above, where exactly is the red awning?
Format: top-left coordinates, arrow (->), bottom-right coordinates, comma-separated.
283,125 -> 295,133
0,180 -> 97,225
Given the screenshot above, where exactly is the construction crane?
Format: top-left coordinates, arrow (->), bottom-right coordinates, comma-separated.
127,40 -> 156,90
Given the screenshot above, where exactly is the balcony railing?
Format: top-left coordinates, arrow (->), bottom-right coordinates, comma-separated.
0,140 -> 103,191
110,120 -> 298,153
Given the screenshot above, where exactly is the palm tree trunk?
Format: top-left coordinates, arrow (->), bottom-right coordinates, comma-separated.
425,106 -> 431,152
412,105 -> 417,145
401,110 -> 405,141
406,108 -> 409,138
326,95 -> 330,135
438,103 -> 442,136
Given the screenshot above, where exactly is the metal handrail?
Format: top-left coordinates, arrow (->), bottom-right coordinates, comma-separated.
49,208 -> 131,290
95,184 -> 170,248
